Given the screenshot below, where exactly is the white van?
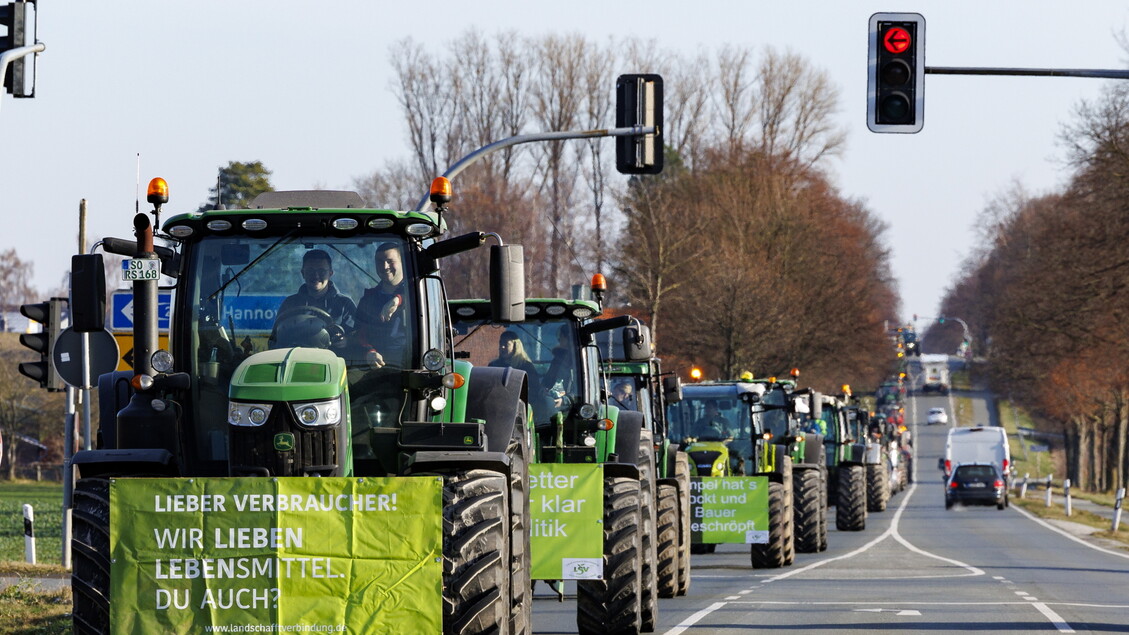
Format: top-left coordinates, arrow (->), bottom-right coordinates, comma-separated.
941,425 -> 1011,482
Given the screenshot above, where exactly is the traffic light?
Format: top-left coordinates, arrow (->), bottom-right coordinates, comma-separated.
867,12 -> 924,133
616,74 -> 664,174
0,0 -> 36,97
18,297 -> 64,391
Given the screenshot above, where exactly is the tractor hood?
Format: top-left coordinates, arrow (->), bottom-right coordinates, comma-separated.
229,347 -> 347,403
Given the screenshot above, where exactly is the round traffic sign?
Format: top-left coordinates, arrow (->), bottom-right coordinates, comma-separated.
883,27 -> 911,54
52,327 -> 121,388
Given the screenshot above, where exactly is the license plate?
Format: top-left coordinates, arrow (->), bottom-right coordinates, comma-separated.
122,258 -> 161,281
967,482 -> 986,488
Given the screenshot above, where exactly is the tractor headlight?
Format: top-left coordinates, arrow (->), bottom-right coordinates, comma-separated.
291,397 -> 342,426
151,349 -> 174,373
712,455 -> 727,477
229,402 -> 273,427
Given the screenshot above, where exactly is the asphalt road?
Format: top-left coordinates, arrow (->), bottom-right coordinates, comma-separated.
533,391 -> 1129,634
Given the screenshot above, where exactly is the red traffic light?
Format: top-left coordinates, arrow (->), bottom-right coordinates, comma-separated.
883,27 -> 911,54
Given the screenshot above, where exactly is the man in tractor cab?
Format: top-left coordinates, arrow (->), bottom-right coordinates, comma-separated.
270,249 -> 356,350
352,242 -> 408,369
695,401 -> 733,439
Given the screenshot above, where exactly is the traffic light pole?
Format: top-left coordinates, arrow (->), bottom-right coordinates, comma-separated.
926,66 -> 1129,80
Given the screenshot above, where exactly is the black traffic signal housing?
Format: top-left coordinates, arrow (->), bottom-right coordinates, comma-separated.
0,0 -> 36,97
18,297 -> 64,391
867,12 -> 924,133
616,73 -> 664,174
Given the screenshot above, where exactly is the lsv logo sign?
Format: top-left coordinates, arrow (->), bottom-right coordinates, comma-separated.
562,558 -> 602,580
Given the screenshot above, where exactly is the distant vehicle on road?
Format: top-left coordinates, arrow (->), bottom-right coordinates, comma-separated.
945,463 -> 1007,510
926,407 -> 948,425
919,354 -> 950,395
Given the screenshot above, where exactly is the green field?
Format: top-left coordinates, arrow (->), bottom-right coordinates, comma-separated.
0,482 -> 64,565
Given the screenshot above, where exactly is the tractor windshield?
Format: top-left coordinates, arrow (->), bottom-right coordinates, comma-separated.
759,388 -> 791,439
452,318 -> 591,427
181,233 -> 416,463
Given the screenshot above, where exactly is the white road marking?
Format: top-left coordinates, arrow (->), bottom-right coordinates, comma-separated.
663,601 -> 726,635
1031,602 -> 1075,633
1011,504 -> 1129,560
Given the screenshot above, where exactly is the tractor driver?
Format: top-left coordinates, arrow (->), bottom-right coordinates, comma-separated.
696,402 -> 732,439
270,249 -> 356,349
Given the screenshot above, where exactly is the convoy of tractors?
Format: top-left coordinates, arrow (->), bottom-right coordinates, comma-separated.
17,76 -> 920,634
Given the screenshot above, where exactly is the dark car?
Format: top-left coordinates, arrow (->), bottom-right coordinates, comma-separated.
945,463 -> 1007,510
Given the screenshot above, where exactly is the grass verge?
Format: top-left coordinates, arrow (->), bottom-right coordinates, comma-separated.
0,580 -> 71,634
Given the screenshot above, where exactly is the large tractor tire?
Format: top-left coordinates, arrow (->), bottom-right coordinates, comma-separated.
793,467 -> 822,554
506,411 -> 533,635
835,465 -> 867,531
778,453 -> 795,566
72,477 -> 111,635
444,469 -> 513,635
674,452 -> 692,596
637,433 -> 659,632
867,462 -> 890,512
578,476 -> 642,635
817,467 -> 829,552
655,483 -> 680,599
750,481 -> 787,569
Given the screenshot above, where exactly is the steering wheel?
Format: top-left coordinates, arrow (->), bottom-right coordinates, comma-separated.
269,306 -> 340,349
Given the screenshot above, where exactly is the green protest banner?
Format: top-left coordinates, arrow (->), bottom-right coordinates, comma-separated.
110,476 -> 442,634
529,463 -> 603,580
689,476 -> 770,544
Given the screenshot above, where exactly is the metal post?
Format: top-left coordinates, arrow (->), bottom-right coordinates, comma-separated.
1020,473 -> 1029,499
1063,479 -> 1071,516
62,385 -> 75,568
1113,488 -> 1125,532
1044,476 -> 1053,507
23,504 -> 36,564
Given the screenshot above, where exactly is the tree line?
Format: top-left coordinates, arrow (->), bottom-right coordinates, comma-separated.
936,81 -> 1129,493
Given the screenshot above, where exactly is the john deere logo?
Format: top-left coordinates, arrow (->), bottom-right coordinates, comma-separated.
463,435 -> 475,445
273,433 -> 296,452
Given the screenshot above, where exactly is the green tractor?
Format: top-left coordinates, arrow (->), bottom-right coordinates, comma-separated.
845,405 -> 891,513
70,182 -> 534,634
806,390 -> 868,531
597,324 -> 692,598
450,289 -> 657,634
750,377 -> 828,556
667,379 -> 795,568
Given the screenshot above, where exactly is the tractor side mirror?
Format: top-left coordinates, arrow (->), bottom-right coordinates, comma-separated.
490,244 -> 525,323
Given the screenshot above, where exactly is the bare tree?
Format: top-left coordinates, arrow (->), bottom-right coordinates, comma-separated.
0,248 -> 36,314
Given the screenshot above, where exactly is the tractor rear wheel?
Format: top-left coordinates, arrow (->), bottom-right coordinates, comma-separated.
655,483 -> 679,599
867,462 -> 890,512
577,477 -> 642,635
836,465 -> 867,531
674,452 -> 692,596
750,481 -> 787,569
793,467 -> 822,553
817,467 -> 829,552
637,433 -> 659,632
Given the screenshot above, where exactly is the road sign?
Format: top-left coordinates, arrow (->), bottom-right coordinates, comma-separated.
111,290 -> 173,331
112,333 -> 170,371
52,327 -> 120,387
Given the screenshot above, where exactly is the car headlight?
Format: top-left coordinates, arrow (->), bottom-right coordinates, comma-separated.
291,397 -> 343,426
229,402 -> 273,427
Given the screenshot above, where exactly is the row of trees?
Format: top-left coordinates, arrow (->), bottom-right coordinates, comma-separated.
367,31 -> 899,392
936,82 -> 1129,493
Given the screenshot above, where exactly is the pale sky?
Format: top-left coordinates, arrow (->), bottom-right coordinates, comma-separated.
2,1 -> 1126,324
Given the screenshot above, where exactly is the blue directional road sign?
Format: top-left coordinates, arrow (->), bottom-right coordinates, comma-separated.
111,291 -> 173,331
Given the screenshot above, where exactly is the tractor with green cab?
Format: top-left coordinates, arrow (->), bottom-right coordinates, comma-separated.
68,179 -> 535,635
